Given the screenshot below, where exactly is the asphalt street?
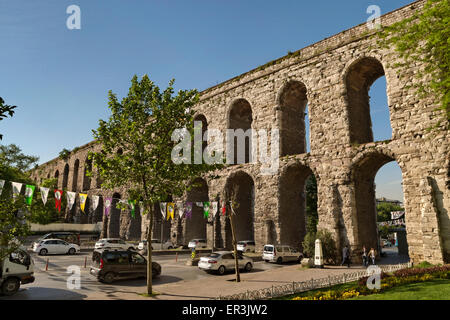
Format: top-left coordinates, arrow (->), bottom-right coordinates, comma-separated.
0,251 -> 286,300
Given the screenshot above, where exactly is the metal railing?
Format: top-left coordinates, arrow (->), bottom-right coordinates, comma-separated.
217,262 -> 412,300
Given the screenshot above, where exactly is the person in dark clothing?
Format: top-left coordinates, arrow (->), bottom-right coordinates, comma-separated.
362,246 -> 368,267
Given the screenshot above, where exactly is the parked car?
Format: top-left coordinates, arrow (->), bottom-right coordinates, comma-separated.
198,251 -> 253,275
0,248 -> 35,296
94,238 -> 136,251
90,249 -> 161,283
32,232 -> 80,248
188,239 -> 207,249
137,239 -> 174,252
262,244 -> 303,264
32,239 -> 80,256
237,240 -> 256,253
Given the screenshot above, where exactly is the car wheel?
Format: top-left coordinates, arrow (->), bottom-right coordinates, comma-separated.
68,248 -> 76,255
39,248 -> 48,256
103,272 -> 115,284
218,265 -> 226,275
245,263 -> 253,272
264,260 -> 269,263
168,246 -> 173,250
1,278 -> 20,296
276,257 -> 283,264
152,268 -> 160,278
128,247 -> 134,251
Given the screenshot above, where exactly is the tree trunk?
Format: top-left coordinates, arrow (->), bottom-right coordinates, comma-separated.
229,213 -> 240,283
147,203 -> 154,295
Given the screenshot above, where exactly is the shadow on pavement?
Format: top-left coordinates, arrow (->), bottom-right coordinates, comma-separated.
0,287 -> 88,300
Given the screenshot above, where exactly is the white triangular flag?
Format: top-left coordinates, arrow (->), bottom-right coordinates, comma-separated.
0,180 -> 5,196
92,195 -> 100,211
66,191 -> 76,210
160,202 -> 167,218
139,201 -> 144,215
211,201 -> 218,218
11,182 -> 23,198
176,201 -> 184,218
40,187 -> 50,205
195,202 -> 203,207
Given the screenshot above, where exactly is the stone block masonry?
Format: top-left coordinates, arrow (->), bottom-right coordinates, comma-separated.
31,0 -> 449,264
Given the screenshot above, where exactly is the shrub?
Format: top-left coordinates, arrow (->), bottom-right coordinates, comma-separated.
302,229 -> 338,264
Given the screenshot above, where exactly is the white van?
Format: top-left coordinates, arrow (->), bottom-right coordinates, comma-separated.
262,244 -> 303,264
0,248 -> 35,296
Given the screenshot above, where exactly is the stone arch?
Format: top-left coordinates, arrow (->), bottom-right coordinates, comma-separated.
227,98 -> 253,164
344,56 -> 391,144
62,164 -> 69,189
107,192 -> 121,238
278,162 -> 315,250
194,114 -> 208,156
350,150 -> 401,254
277,80 -> 309,156
82,157 -> 92,191
72,159 -> 80,192
224,171 -> 255,248
184,178 -> 209,243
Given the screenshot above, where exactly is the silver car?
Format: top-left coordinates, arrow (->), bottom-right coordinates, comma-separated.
198,251 -> 253,275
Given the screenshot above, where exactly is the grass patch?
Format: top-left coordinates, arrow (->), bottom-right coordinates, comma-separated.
350,279 -> 450,300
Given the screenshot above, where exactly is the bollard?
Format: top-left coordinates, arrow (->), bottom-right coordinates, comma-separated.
84,256 -> 87,268
45,258 -> 49,271
175,252 -> 178,262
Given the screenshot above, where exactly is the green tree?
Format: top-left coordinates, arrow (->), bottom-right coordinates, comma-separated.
89,75 -> 219,295
376,202 -> 404,222
302,229 -> 338,264
378,0 -> 450,123
305,175 -> 318,234
0,97 -> 16,141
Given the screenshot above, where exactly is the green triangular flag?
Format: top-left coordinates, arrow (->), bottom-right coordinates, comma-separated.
203,201 -> 210,218
25,185 -> 35,206
129,200 -> 136,218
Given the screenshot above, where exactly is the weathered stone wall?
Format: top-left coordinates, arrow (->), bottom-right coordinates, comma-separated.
31,0 -> 449,264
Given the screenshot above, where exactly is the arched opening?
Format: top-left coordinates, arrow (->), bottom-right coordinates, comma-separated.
108,193 -> 121,238
72,159 -> 80,192
345,57 -> 391,144
83,158 -> 92,191
279,81 -> 309,156
62,164 -> 69,190
127,202 -> 142,240
224,171 -> 255,248
353,153 -> 409,263
278,164 -> 316,250
185,178 -> 208,243
227,99 -> 253,165
194,114 -> 208,157
54,170 -> 60,187
94,195 -> 103,224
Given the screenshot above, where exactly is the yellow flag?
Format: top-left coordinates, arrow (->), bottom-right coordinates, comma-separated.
79,194 -> 88,213
167,202 -> 175,220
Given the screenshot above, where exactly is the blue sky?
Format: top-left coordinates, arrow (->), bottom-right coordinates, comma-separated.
0,0 -> 411,201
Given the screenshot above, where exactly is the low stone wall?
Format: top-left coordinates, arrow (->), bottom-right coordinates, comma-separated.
30,222 -> 102,234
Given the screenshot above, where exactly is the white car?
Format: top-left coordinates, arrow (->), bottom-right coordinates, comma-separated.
237,240 -> 256,253
198,251 -> 253,275
32,239 -> 80,256
137,239 -> 174,251
188,239 -> 207,249
262,244 -> 303,264
94,238 -> 135,251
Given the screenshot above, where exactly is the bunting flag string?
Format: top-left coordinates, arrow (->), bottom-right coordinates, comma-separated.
12,182 -> 22,199
129,200 -> 136,219
195,202 -> 203,208
221,202 -> 226,216
92,195 -> 100,211
139,201 -> 145,215
211,201 -> 218,218
25,185 -> 35,206
0,180 -> 5,196
40,187 -> 49,205
160,202 -> 167,219
54,189 -> 63,212
167,202 -> 175,220
66,192 -> 76,210
184,202 -> 193,219
79,194 -> 88,213
176,201 -> 184,219
104,197 -> 112,216
203,201 -> 210,218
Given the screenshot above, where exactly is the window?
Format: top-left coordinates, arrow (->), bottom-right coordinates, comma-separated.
131,253 -> 145,264
222,254 -> 233,260
57,240 -> 67,245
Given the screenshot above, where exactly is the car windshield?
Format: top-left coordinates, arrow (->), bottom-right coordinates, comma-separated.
208,253 -> 221,258
264,246 -> 274,252
237,241 -> 245,245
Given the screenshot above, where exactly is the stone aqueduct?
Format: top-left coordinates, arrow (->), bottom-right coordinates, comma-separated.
32,0 -> 449,264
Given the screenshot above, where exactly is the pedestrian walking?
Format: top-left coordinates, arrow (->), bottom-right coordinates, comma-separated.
368,247 -> 376,265
362,246 -> 368,267
341,245 -> 351,268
